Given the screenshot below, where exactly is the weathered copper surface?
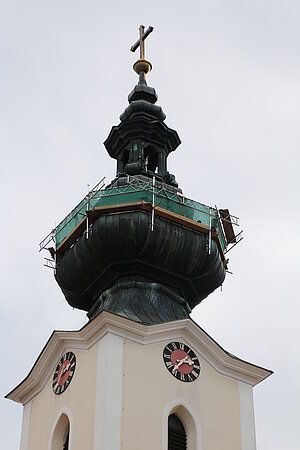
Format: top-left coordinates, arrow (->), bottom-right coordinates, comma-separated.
55,210 -> 225,319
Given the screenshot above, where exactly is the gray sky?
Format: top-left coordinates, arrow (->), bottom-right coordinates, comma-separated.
1,1 -> 299,448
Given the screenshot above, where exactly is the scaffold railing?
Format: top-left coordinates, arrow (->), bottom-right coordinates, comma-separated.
39,175 -> 241,256
39,177 -> 105,252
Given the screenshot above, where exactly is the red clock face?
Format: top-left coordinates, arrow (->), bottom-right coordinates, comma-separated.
52,352 -> 76,395
163,342 -> 200,382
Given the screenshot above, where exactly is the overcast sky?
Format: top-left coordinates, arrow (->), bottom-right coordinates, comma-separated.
1,1 -> 299,449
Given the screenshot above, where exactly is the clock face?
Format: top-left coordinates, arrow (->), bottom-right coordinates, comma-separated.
163,342 -> 200,382
52,352 -> 76,395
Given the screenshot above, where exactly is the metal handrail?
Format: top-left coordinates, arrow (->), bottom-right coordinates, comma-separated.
39,177 -> 105,251
39,175 -> 240,253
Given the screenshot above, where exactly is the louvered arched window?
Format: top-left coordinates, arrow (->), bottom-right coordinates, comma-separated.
63,429 -> 69,450
168,413 -> 187,450
51,413 -> 70,450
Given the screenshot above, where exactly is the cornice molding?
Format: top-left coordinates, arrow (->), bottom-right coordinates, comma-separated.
6,312 -> 272,405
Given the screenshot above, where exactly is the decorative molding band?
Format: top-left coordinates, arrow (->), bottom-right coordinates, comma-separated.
6,312 -> 272,405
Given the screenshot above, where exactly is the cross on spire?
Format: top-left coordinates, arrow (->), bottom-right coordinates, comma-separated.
130,25 -> 154,60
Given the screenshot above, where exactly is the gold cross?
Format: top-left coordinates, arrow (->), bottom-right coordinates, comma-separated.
130,25 -> 154,60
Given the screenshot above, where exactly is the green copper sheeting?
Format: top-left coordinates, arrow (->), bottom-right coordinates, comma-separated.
55,183 -> 226,251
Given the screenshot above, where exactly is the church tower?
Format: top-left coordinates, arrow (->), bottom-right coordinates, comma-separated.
6,26 -> 272,450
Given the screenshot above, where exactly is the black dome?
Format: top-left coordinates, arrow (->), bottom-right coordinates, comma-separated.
55,208 -> 225,321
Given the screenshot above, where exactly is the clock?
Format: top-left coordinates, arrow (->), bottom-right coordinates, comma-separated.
163,341 -> 200,382
52,351 -> 76,395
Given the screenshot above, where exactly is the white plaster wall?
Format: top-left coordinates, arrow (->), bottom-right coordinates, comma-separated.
20,400 -> 32,450
93,333 -> 123,450
239,381 -> 257,450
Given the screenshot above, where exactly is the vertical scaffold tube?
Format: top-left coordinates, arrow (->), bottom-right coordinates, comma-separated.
151,176 -> 155,232
208,207 -> 212,255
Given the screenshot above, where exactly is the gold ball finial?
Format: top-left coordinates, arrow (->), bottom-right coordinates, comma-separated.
133,59 -> 152,76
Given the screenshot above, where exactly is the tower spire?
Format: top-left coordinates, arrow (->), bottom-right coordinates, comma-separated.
130,25 -> 154,83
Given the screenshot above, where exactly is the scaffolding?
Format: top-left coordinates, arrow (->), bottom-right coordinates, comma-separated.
39,177 -> 105,252
39,175 -> 242,267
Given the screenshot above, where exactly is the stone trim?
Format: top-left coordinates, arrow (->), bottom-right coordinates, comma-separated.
6,312 -> 272,405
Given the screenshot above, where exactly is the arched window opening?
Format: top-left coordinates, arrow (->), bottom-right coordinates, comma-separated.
168,413 -> 187,450
63,429 -> 69,450
51,413 -> 70,450
144,146 -> 158,172
122,150 -> 129,166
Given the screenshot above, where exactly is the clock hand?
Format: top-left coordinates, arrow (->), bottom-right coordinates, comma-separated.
172,356 -> 195,374
172,356 -> 189,372
62,363 -> 70,375
57,363 -> 70,383
57,370 -> 62,384
186,358 -> 194,366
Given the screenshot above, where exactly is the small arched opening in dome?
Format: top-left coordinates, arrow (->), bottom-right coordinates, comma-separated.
144,146 -> 158,172
117,149 -> 130,175
122,149 -> 129,166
